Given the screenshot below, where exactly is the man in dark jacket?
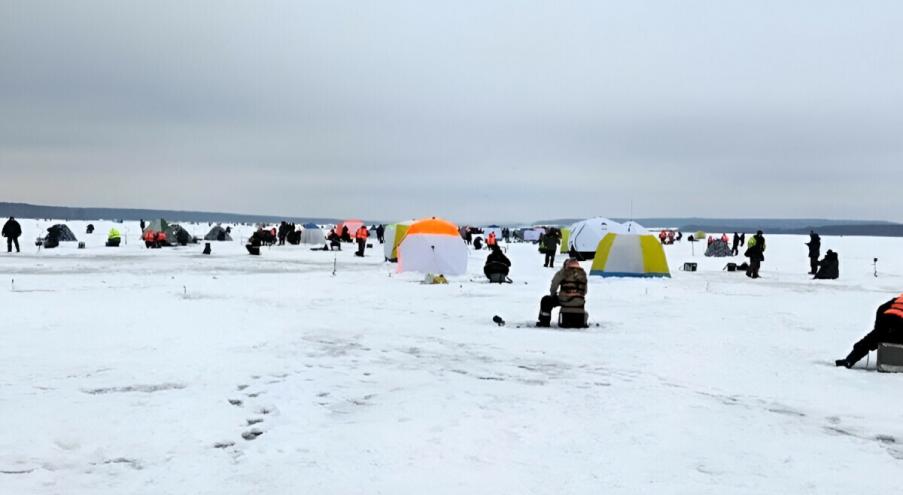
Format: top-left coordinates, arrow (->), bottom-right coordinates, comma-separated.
836,295 -> 903,368
376,224 -> 385,244
484,245 -> 511,282
277,221 -> 289,246
541,229 -> 561,268
731,232 -> 740,256
537,258 -> 588,327
2,217 -> 22,253
813,250 -> 839,280
744,230 -> 765,278
806,230 -> 821,275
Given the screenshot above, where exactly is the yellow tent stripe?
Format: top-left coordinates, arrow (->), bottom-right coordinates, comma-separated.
589,233 -> 618,273
639,234 -> 671,275
560,228 -> 570,254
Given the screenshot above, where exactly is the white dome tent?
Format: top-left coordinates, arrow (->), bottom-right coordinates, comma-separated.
622,221 -> 648,234
567,217 -> 627,260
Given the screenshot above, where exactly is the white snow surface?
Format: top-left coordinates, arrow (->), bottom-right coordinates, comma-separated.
2,219 -> 903,494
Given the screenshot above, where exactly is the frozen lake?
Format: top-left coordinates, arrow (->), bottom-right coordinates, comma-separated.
2,219 -> 902,494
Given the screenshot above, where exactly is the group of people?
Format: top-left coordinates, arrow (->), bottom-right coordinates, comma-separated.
323,224 -> 376,256
806,230 -> 839,280
658,230 -> 682,244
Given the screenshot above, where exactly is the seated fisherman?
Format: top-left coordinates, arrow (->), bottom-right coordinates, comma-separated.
836,295 -> 903,368
484,244 -> 511,282
537,258 -> 588,328
106,228 -> 122,247
813,250 -> 839,280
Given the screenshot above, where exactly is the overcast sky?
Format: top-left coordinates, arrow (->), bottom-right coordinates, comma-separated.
1,1 -> 902,223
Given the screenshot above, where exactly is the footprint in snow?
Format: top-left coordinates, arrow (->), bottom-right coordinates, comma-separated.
242,429 -> 264,441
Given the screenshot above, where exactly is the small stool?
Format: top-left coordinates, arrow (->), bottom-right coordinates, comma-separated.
558,306 -> 588,328
877,343 -> 903,372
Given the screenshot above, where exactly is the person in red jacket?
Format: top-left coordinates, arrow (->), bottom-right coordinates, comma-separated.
354,226 -> 369,257
486,231 -> 497,248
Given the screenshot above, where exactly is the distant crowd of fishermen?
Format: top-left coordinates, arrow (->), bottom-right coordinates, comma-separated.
3,215 -> 892,369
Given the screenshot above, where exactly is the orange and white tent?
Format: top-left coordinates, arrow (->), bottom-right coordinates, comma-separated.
397,217 -> 468,276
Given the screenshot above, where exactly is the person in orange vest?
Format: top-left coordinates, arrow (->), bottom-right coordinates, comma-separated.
155,231 -> 167,248
354,225 -> 369,257
486,231 -> 497,248
143,229 -> 156,248
836,295 -> 903,368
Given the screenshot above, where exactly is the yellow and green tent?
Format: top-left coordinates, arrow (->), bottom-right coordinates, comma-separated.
559,228 -> 570,254
589,233 -> 670,278
383,220 -> 415,262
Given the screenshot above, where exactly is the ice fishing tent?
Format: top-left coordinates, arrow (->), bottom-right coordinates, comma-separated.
144,219 -> 170,234
204,225 -> 232,241
523,227 -> 545,242
383,220 -> 414,262
589,233 -> 671,278
43,224 -> 78,248
567,217 -> 627,260
705,239 -> 732,257
559,228 -> 571,254
46,224 -> 77,241
164,224 -> 193,246
397,217 -> 468,276
336,219 -> 364,239
300,223 -> 325,245
622,221 -> 648,234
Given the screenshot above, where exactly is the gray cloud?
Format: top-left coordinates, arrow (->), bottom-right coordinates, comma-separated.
2,0 -> 902,223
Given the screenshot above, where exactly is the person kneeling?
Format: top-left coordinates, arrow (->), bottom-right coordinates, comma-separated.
537,258 -> 588,328
484,245 -> 512,283
813,250 -> 839,280
105,228 -> 122,247
836,295 -> 903,368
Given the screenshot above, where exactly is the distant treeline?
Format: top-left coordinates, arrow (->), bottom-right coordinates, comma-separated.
2,202 -> 901,236
680,224 -> 903,237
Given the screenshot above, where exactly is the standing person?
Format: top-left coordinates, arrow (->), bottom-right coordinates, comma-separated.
744,230 -> 766,279
464,228 -> 473,246
486,231 -> 497,249
2,217 -> 22,253
341,225 -> 351,243
731,232 -> 741,256
536,258 -> 588,327
806,230 -> 821,275
739,232 -> 746,247
541,229 -> 561,268
354,225 -> 369,257
836,295 -> 903,368
139,219 -> 146,231
376,224 -> 385,244
502,227 -> 510,243
277,221 -> 288,246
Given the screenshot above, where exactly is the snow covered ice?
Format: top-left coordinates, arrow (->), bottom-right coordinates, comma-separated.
2,219 -> 903,494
